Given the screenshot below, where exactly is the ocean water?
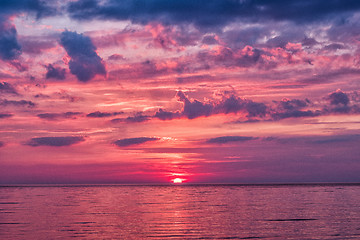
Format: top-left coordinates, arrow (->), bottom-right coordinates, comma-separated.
0,184 -> 359,239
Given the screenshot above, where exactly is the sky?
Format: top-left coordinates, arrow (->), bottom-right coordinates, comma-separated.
1,0 -> 360,184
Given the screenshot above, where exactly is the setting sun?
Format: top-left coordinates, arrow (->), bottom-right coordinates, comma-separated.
172,178 -> 183,184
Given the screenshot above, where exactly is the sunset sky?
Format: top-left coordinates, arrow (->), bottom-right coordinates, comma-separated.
1,0 -> 360,184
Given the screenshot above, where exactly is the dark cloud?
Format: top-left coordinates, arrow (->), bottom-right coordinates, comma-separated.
323,43 -> 345,51
301,37 -> 318,47
328,89 -> 350,105
177,91 -> 212,119
0,82 -> 18,95
0,141 -> 3,147
60,30 -> 106,82
272,110 -> 320,120
9,60 -> 28,72
197,46 -> 270,70
202,35 -> 219,45
270,98 -> 321,120
154,108 -> 181,120
321,90 -> 356,114
87,111 -> 123,118
111,114 -> 151,123
277,99 -> 310,110
0,99 -> 35,108
108,54 -> 125,61
125,115 -> 151,123
114,137 -> 159,147
154,91 -> 267,121
0,19 -> 21,61
54,91 -> 83,102
45,64 -> 66,80
37,112 -> 82,121
0,113 -> 13,118
66,0 -> 360,28
25,136 -> 85,147
215,95 -> 267,118
0,0 -> 54,18
207,136 -> 255,144
312,135 -> 360,144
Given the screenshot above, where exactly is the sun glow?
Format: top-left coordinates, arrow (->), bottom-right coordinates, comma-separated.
172,178 -> 183,184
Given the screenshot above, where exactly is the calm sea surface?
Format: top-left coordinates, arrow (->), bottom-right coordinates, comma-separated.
0,184 -> 359,239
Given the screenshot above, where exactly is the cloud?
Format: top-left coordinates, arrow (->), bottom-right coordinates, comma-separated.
206,136 -> 255,144
0,18 -> 22,61
270,98 -> 320,120
45,64 -> 66,80
114,137 -> 159,147
60,30 -> 106,82
215,95 -> 267,118
173,91 -> 267,120
87,111 -> 124,118
0,99 -> 35,108
37,112 -> 82,121
108,54 -> 125,61
312,135 -> 360,144
0,113 -> 13,118
154,108 -> 181,120
0,82 -> 18,95
20,37 -> 55,54
272,110 -> 320,120
66,0 -> 360,28
112,114 -> 151,123
25,136 -> 85,147
177,91 -> 213,119
328,89 -> 350,105
322,90 -> 360,114
0,0 -> 54,18
0,141 -> 3,147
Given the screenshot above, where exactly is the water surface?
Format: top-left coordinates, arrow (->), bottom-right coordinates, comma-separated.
1,184 -> 359,239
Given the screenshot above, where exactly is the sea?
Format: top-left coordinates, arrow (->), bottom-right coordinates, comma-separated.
0,184 -> 359,239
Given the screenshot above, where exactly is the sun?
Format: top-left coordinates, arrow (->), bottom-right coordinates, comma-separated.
172,178 -> 183,184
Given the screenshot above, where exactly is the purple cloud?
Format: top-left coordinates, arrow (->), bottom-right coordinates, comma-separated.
0,113 -> 13,118
0,18 -> 21,61
114,137 -> 159,147
25,136 -> 85,147
87,111 -> 123,118
66,0 -> 360,27
177,91 -> 213,119
0,82 -> 18,95
207,136 -> 255,144
0,99 -> 35,108
154,108 -> 181,120
60,30 -> 106,82
45,64 -> 66,80
37,112 -> 82,121
112,114 -> 151,123
328,89 -> 350,105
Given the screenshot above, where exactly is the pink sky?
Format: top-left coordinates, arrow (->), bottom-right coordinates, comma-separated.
1,0 -> 360,183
